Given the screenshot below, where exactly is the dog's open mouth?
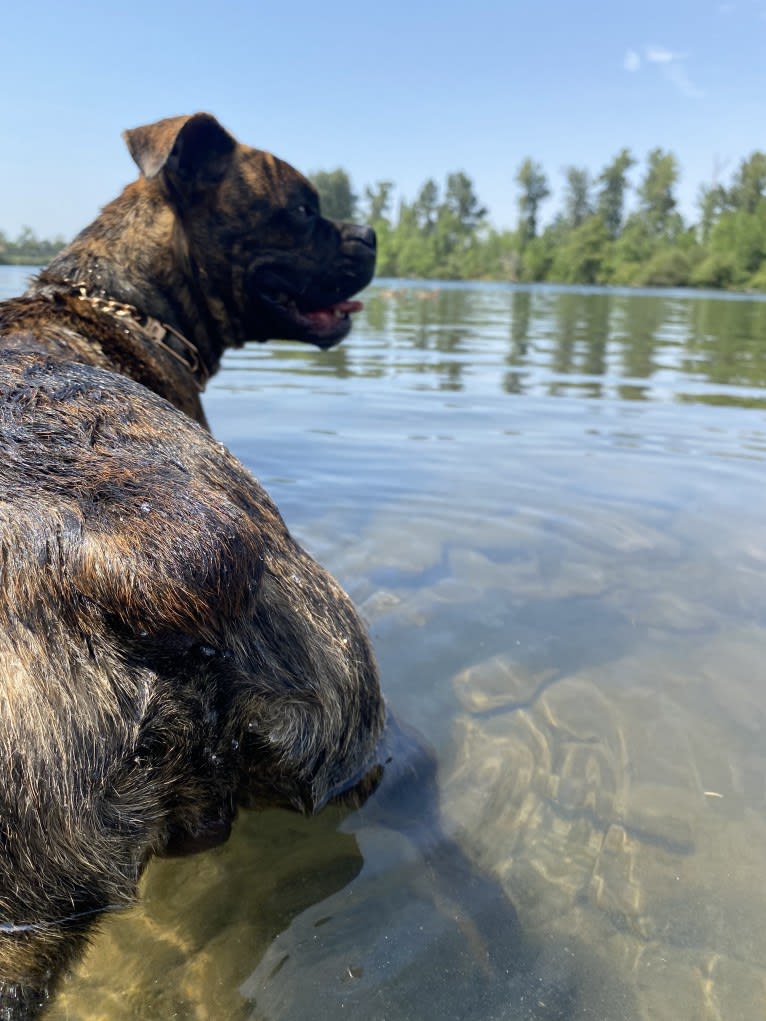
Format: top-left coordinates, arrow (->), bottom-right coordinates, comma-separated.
257,289 -> 364,349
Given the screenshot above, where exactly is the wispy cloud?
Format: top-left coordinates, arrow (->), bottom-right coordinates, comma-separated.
664,62 -> 706,99
622,43 -> 705,99
646,46 -> 688,64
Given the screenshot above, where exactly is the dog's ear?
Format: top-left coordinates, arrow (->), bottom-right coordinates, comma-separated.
123,113 -> 236,185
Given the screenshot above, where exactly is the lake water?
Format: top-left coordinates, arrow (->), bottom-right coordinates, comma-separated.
2,266 -> 766,1019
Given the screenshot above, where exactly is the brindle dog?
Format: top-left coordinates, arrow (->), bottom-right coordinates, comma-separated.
0,114 -> 383,1018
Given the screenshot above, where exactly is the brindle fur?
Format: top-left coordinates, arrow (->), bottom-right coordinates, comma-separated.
0,114 -> 383,1018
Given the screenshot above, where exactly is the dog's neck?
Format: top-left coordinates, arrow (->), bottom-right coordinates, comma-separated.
48,279 -> 211,392
30,181 -> 227,382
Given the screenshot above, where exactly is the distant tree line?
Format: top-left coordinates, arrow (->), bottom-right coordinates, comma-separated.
6,153 -> 766,289
311,150 -> 766,290
0,227 -> 66,265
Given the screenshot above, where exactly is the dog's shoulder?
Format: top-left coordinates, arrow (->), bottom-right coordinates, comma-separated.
0,349 -> 276,646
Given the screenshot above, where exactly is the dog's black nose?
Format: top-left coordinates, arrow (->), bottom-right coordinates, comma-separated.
344,224 -> 376,251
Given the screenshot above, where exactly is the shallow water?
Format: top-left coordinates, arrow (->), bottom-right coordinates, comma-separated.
2,269 -> 766,1019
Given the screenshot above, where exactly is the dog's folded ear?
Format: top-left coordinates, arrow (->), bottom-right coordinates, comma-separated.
123,112 -> 236,187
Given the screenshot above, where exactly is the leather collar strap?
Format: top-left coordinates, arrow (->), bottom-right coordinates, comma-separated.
61,279 -> 210,390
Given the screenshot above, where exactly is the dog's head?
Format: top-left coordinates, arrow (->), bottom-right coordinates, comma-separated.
123,113 -> 376,350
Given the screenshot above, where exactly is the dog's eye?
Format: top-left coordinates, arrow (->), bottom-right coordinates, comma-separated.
294,204 -> 316,220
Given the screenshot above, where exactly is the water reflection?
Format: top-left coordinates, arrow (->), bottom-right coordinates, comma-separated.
327,281 -> 766,407
504,288 -> 531,395
196,279 -> 766,409
366,287 -> 475,392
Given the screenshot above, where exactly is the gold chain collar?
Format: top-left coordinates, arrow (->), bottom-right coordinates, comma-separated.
61,279 -> 210,391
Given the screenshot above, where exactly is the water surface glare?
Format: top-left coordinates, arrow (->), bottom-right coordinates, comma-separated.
2,269 -> 766,1019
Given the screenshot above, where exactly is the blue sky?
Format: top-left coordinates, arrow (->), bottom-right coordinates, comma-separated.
1,0 -> 765,239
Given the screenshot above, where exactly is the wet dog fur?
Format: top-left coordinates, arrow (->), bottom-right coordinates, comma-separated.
0,114 -> 383,1018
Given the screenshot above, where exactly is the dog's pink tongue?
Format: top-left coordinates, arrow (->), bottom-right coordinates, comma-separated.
305,300 -> 364,326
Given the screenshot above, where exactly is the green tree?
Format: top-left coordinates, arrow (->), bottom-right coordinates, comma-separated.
596,148 -> 635,237
395,199 -> 437,277
550,215 -> 610,284
515,158 -> 550,245
728,152 -> 766,213
364,180 -> 394,224
14,226 -> 39,251
414,179 -> 439,233
562,166 -> 592,228
698,182 -> 728,243
444,172 -> 486,232
708,206 -> 766,280
519,229 -> 556,282
362,180 -> 396,275
436,173 -> 487,277
607,214 -> 655,284
310,168 -> 357,220
637,149 -> 681,237
634,247 -> 694,287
